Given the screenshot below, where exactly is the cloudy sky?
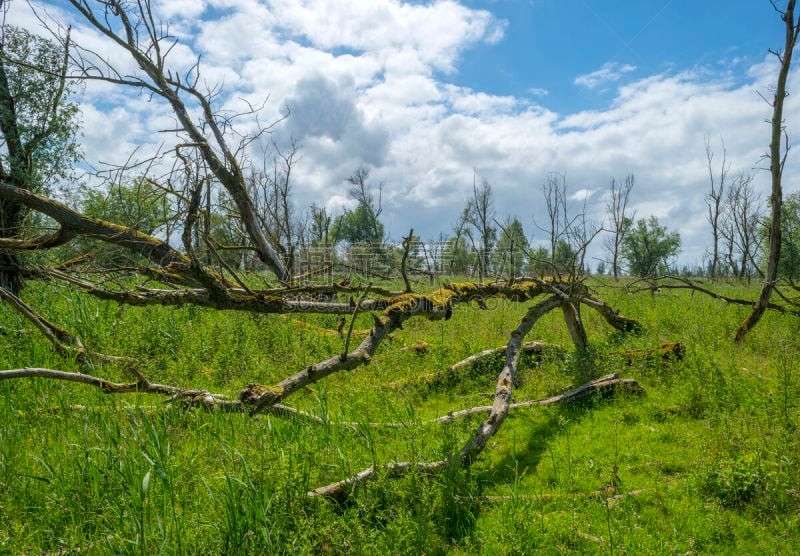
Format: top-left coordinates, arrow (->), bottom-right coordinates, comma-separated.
9,0 -> 800,267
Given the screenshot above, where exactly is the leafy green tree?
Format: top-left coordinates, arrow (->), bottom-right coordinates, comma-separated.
0,25 -> 80,292
331,203 -> 385,245
74,179 -> 173,265
493,217 -> 529,278
331,167 -> 386,247
775,191 -> 800,278
525,245 -> 551,276
78,179 -> 171,235
621,216 -> 681,277
443,236 -> 474,275
553,238 -> 578,275
308,203 -> 331,245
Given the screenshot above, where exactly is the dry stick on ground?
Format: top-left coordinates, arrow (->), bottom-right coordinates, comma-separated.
336,374 -> 643,428
383,341 -> 563,391
466,489 -> 647,504
628,276 -> 800,317
448,341 -> 560,373
0,287 -> 137,366
0,367 -> 642,432
0,367 -> 324,422
0,368 -> 183,395
309,295 -> 566,499
428,374 -> 643,425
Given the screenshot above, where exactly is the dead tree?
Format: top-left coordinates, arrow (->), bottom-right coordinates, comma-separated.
604,174 -> 635,280
63,0 -> 290,282
464,174 -> 496,281
736,0 -> 799,342
249,140 -> 302,274
536,172 -> 598,280
721,171 -> 762,280
0,1 -> 655,504
541,173 -> 567,272
705,136 -> 729,279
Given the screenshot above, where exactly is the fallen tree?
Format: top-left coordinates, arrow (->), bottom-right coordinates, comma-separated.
0,0 -> 656,501
0,272 -> 650,497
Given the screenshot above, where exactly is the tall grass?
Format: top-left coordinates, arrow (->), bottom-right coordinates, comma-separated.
0,279 -> 798,553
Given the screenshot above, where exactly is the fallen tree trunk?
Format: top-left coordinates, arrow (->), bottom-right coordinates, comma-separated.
308,372 -> 645,497
430,374 -> 643,424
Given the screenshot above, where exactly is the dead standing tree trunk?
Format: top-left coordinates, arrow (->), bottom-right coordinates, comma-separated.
604,175 -> 635,281
735,0 -> 799,342
705,136 -> 729,279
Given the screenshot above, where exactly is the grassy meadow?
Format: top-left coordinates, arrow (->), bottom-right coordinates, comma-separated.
0,277 -> 798,554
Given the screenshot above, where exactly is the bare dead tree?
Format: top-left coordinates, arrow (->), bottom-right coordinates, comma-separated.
250,140 -> 302,274
705,136 -> 730,279
736,0 -> 799,342
536,172 -> 597,279
61,0 -> 290,282
721,171 -> 763,280
541,172 -> 567,268
603,174 -> 635,280
463,174 -> 496,281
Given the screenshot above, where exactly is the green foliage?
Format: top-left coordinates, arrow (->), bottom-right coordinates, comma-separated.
773,191 -> 800,278
443,236 -> 475,274
0,25 -> 81,190
621,216 -> 681,276
0,25 -> 82,291
552,238 -> 577,275
68,178 -> 173,265
308,203 -> 331,245
702,453 -> 768,508
1,279 -> 800,553
493,217 -> 529,278
77,178 -> 171,235
331,203 -> 385,245
525,245 -> 551,276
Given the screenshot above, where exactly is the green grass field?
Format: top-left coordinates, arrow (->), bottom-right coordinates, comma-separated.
1,278 -> 798,554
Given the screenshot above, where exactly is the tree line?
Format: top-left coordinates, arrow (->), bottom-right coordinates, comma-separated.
0,1 -> 797,329
0,0 -> 797,501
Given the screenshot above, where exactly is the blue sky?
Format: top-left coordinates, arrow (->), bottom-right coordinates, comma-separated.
455,1 -> 780,113
9,0 -> 800,268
